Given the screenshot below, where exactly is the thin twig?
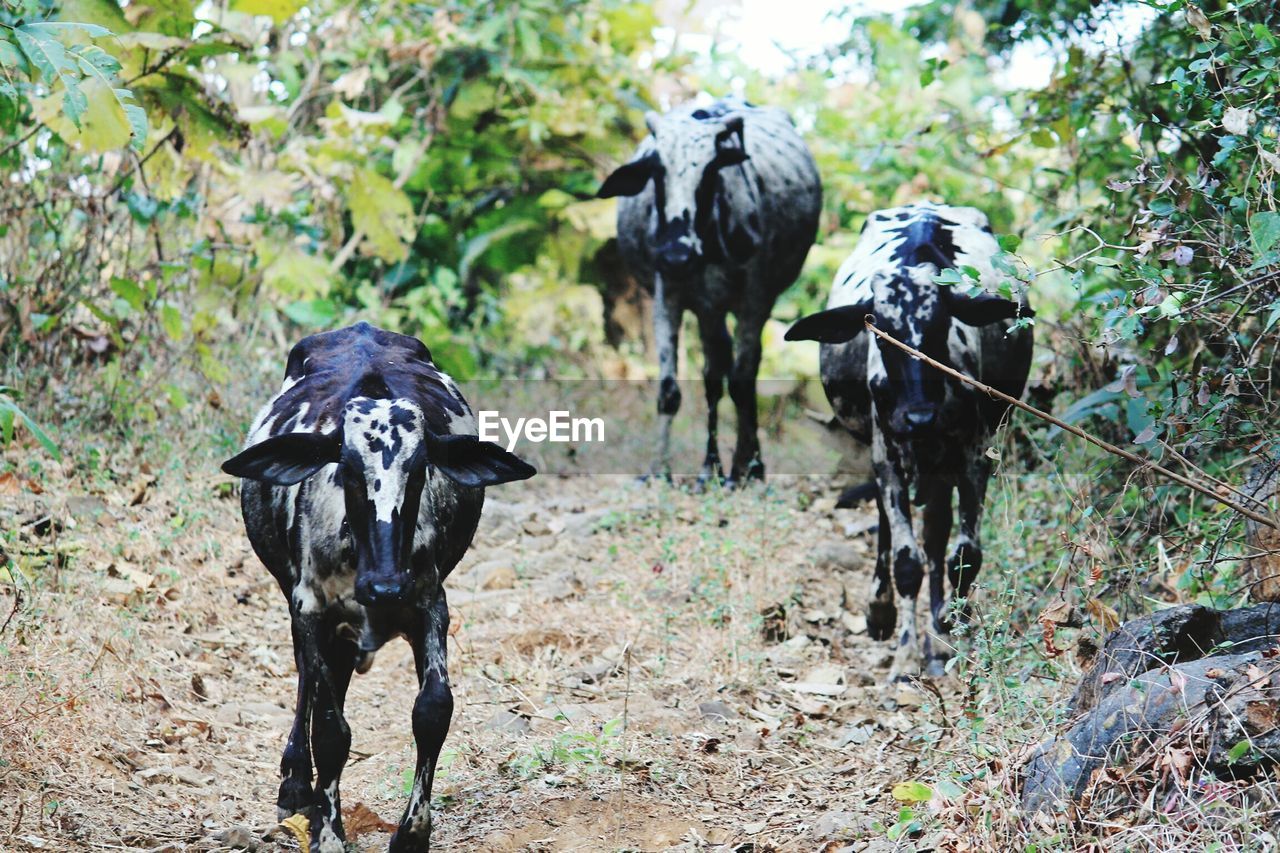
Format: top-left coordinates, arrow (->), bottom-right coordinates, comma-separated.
863,318 -> 1280,530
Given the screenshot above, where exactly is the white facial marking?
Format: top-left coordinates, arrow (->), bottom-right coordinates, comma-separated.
343,398 -> 425,523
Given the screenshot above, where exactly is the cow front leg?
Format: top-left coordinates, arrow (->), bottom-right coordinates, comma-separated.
652,273 -> 682,481
695,311 -> 732,488
308,633 -> 356,853
874,433 -> 925,682
727,311 -> 765,485
920,485 -> 954,677
866,494 -> 896,641
279,616 -> 315,819
391,595 -> 454,852
949,449 -> 992,625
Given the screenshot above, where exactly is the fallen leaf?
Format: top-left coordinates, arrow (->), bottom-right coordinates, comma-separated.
279,814 -> 309,847
343,802 -> 396,838
891,780 -> 933,803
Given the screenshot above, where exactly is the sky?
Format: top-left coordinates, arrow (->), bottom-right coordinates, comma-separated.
659,0 -> 1062,90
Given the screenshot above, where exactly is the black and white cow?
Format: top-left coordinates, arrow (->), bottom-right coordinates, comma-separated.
221,322 -> 534,852
598,97 -> 822,484
786,202 -> 1033,679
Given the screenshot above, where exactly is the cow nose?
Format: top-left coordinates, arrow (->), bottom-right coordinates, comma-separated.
355,575 -> 408,606
657,241 -> 696,272
905,409 -> 936,429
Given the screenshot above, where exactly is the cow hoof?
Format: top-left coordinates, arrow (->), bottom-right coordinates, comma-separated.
277,778 -> 314,821
866,600 -> 897,641
389,821 -> 431,853
695,466 -> 724,493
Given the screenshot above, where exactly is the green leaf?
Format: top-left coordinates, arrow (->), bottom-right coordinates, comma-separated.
998,234 -> 1021,252
110,277 -> 146,312
283,299 -> 340,328
891,781 -> 933,803
22,21 -> 112,39
14,26 -> 69,84
348,168 -> 415,264
0,396 -> 60,460
1227,739 -> 1251,765
160,303 -> 184,340
1249,212 -> 1280,255
230,0 -> 305,24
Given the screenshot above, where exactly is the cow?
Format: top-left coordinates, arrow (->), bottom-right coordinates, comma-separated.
598,97 -> 822,485
221,322 -> 534,852
785,202 -> 1033,679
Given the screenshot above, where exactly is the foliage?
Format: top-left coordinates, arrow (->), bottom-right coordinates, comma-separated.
1,0 -> 677,442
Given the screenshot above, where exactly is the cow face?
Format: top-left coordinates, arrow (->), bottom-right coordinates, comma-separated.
598,109 -> 756,273
222,398 -> 534,606
786,282 -> 1030,439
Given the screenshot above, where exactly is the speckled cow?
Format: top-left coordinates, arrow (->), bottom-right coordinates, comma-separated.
599,97 -> 822,485
786,203 -> 1033,679
222,322 -> 534,852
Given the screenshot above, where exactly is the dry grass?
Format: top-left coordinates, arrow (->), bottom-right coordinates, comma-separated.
1,402 -> 1278,853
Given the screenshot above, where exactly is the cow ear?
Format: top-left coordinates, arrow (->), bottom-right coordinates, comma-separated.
947,290 -> 1034,327
222,431 -> 341,486
598,152 -> 658,198
426,433 -> 536,488
785,304 -> 873,344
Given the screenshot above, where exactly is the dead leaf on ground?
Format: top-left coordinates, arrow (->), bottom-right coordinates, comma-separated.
343,802 -> 397,837
279,814 -> 309,847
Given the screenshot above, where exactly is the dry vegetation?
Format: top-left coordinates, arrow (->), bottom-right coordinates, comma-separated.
4,403 -> 1280,852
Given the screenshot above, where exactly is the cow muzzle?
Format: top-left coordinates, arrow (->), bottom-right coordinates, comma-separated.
355,571 -> 412,606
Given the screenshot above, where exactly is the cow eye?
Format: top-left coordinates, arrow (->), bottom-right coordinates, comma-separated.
692,109 -> 711,120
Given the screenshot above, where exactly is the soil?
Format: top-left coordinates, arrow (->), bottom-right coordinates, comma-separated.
0,460 -> 951,852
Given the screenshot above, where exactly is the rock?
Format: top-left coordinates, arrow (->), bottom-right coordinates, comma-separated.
842,516 -> 878,538
833,722 -> 876,748
559,509 -> 607,537
698,700 -> 736,721
479,563 -> 518,591
483,709 -> 531,735
811,810 -> 858,840
814,541 -> 860,571
522,518 -> 551,536
213,826 -> 260,851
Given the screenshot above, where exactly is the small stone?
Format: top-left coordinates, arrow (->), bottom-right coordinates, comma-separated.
811,810 -> 858,840
698,700 -> 736,721
479,564 -> 517,591
814,542 -> 860,571
214,826 -> 260,851
484,709 -> 531,735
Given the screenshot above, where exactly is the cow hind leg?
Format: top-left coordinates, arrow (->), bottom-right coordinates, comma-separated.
921,486 -> 954,678
866,494 -> 896,641
308,633 -> 356,853
392,596 -> 454,853
726,313 -> 765,485
695,311 -> 732,488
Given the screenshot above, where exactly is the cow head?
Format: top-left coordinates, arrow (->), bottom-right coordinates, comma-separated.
786,279 -> 1031,439
597,107 -> 759,273
222,398 -> 534,606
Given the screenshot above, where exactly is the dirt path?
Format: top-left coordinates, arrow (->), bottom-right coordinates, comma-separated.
1,466 -> 950,852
